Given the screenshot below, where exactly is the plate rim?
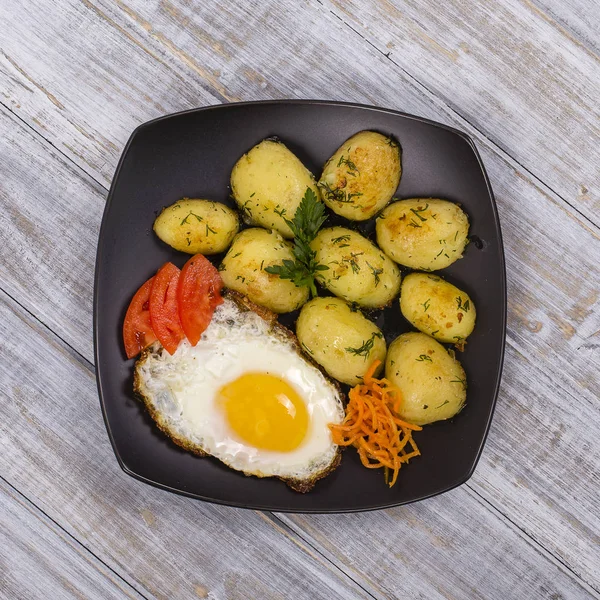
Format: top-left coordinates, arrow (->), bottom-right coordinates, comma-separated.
93,99 -> 507,513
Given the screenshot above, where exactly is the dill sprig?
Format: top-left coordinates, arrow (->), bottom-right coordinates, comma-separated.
456,296 -> 471,312
345,331 -> 383,360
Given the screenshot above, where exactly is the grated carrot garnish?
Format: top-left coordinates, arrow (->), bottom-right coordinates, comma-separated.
329,359 -> 422,488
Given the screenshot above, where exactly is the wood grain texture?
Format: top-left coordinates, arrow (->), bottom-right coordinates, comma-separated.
1,0 -> 597,231
319,0 -> 600,224
531,0 -> 600,55
0,305 -> 372,600
1,480 -> 144,600
277,483 -> 598,600
1,0 -> 600,596
0,111 -> 101,361
0,0 -> 222,187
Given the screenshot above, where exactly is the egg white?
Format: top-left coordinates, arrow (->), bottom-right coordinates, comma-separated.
135,297 -> 345,484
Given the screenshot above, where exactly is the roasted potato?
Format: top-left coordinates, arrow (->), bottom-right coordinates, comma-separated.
296,297 -> 386,386
400,273 -> 476,346
311,227 -> 401,308
376,199 -> 469,270
230,138 -> 320,238
385,332 -> 466,425
153,198 -> 239,255
219,228 -> 309,313
318,131 -> 401,220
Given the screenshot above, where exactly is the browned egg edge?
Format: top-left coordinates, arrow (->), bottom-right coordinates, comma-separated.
133,289 -> 345,493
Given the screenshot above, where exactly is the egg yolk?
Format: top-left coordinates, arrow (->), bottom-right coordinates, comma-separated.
218,373 -> 309,452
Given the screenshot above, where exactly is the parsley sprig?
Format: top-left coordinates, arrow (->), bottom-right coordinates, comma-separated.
265,188 -> 328,297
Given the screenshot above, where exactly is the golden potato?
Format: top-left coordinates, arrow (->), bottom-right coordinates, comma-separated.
385,332 -> 466,425
153,198 -> 239,255
376,199 -> 469,270
230,139 -> 320,238
311,227 -> 401,308
318,131 -> 401,221
399,273 -> 476,346
296,297 -> 386,386
219,228 -> 309,313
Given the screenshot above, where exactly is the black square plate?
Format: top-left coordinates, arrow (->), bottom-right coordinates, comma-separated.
94,100 -> 506,512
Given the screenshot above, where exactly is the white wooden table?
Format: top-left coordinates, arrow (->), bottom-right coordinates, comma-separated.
1,1 -> 599,598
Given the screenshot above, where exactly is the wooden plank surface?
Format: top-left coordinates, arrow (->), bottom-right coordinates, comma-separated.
1,480 -> 144,600
1,0 -> 600,597
1,0 -> 598,229
278,484 -> 599,599
318,0 -> 600,224
0,261 -> 596,599
0,298 -> 372,599
1,67 -> 599,597
531,0 -> 600,55
1,0 -> 598,375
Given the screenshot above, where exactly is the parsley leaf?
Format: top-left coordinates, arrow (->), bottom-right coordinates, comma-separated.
265,188 -> 328,296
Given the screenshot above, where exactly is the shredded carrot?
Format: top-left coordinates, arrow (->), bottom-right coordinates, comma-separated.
329,359 -> 422,488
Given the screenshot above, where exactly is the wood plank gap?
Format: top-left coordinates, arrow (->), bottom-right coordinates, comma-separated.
263,512 -> 383,600
464,484 -> 600,596
319,1 -> 600,233
0,285 -> 95,377
505,330 -> 597,407
0,283 -> 377,599
0,474 -> 153,600
84,0 -> 231,105
0,98 -> 108,194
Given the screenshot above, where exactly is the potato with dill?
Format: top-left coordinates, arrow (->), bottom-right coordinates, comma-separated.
376,198 -> 469,270
230,138 -> 320,238
318,131 -> 401,221
385,332 -> 467,426
153,198 -> 239,255
296,297 -> 386,386
311,226 -> 401,308
219,228 -> 309,313
400,272 -> 476,347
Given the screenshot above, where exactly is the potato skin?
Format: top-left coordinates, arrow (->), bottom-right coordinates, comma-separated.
311,227 -> 401,308
219,228 -> 309,313
318,131 -> 401,221
385,332 -> 466,425
153,198 -> 239,255
296,297 -> 386,386
376,199 -> 469,270
230,139 -> 320,238
400,273 -> 476,345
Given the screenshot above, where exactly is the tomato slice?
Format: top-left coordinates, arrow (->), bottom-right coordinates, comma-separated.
123,276 -> 157,359
149,262 -> 185,355
177,254 -> 224,346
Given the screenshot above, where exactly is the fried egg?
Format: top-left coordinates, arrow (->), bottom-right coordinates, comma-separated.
134,293 -> 345,491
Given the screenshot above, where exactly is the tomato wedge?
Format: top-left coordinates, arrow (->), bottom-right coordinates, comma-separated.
177,254 -> 224,346
123,276 -> 157,359
149,262 -> 185,355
